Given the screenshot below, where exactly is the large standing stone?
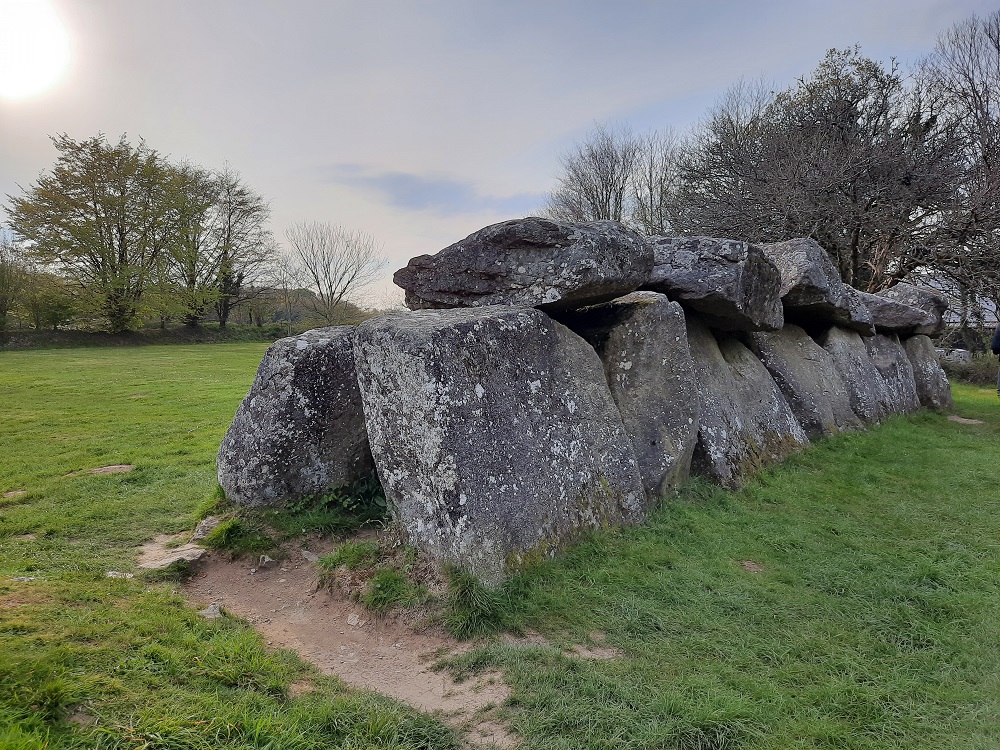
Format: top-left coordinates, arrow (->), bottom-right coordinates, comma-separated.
759,238 -> 875,336
903,335 -> 954,411
217,327 -> 373,508
643,237 -> 784,331
393,217 -> 653,312
817,326 -> 890,424
353,306 -> 645,586
745,326 -> 863,439
857,290 -> 937,336
556,292 -> 700,500
685,317 -> 808,489
864,333 -> 921,414
878,283 -> 948,335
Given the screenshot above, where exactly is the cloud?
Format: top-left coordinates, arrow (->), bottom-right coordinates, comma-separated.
324,164 -> 546,217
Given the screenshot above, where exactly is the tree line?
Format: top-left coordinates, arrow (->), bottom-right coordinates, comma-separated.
544,12 -> 1000,321
1,134 -> 384,334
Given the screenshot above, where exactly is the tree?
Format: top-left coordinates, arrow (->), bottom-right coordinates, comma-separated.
284,222 -> 385,324
6,134 -> 179,332
19,268 -> 77,331
675,50 -> 964,290
165,164 -> 221,326
921,11 -> 1000,313
544,124 -> 643,223
631,128 -> 684,235
211,166 -> 275,329
0,229 -> 26,331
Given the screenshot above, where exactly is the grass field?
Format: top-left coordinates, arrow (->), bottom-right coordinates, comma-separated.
1,345 -> 999,749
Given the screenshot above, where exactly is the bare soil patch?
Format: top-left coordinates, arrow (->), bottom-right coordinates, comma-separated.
948,415 -> 985,425
3,490 -> 28,500
184,542 -> 514,747
503,629 -> 623,661
739,560 -> 765,573
65,464 -> 135,478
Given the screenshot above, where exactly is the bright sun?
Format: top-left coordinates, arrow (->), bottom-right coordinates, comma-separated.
0,0 -> 71,101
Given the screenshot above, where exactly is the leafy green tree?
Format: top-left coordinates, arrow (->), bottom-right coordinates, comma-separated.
6,134 -> 179,332
212,166 -> 275,329
0,229 -> 26,332
18,268 -> 78,331
166,164 -> 221,326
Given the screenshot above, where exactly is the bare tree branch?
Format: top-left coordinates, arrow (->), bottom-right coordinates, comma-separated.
284,222 -> 385,325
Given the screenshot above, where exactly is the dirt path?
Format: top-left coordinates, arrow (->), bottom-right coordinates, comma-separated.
183,543 -> 515,748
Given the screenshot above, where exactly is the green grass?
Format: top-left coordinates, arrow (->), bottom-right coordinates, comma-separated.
361,568 -> 424,613
320,540 -> 382,571
2,345 -> 999,749
0,344 -> 460,749
441,385 -> 1000,749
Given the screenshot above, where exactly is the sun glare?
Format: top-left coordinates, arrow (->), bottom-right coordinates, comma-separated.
0,0 -> 71,101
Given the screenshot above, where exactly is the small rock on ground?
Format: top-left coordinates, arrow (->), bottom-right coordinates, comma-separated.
199,603 -> 223,619
138,535 -> 206,569
190,515 -> 222,541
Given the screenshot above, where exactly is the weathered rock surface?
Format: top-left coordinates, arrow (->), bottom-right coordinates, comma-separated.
903,335 -> 954,411
353,306 -> 646,586
817,326 -> 890,424
685,317 -> 809,489
217,327 -> 373,508
745,326 -> 863,439
557,292 -> 700,500
394,217 -> 653,312
864,333 -> 921,414
857,290 -> 936,336
878,283 -> 948,335
643,237 -> 784,331
759,238 -> 875,335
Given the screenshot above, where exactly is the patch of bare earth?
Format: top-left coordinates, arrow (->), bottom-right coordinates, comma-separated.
503,629 -> 623,661
948,415 -> 984,425
739,560 -> 765,573
184,542 -> 515,748
65,464 -> 134,478
3,490 -> 28,500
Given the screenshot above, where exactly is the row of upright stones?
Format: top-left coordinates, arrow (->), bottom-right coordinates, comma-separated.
218,217 -> 953,586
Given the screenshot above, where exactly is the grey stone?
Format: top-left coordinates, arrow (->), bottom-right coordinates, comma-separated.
394,217 -> 653,312
353,306 -> 645,586
759,238 -> 875,336
217,327 -> 373,508
937,348 -> 972,364
745,326 -> 863,439
685,317 -> 809,489
857,290 -> 936,336
878,283 -> 947,335
817,326 -> 890,424
864,333 -> 921,414
199,603 -> 223,619
190,515 -> 222,542
556,292 -> 700,500
643,236 -> 783,331
137,543 -> 205,570
903,335 -> 954,411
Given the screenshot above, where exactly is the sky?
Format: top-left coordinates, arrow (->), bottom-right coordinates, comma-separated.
0,0 -> 995,305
